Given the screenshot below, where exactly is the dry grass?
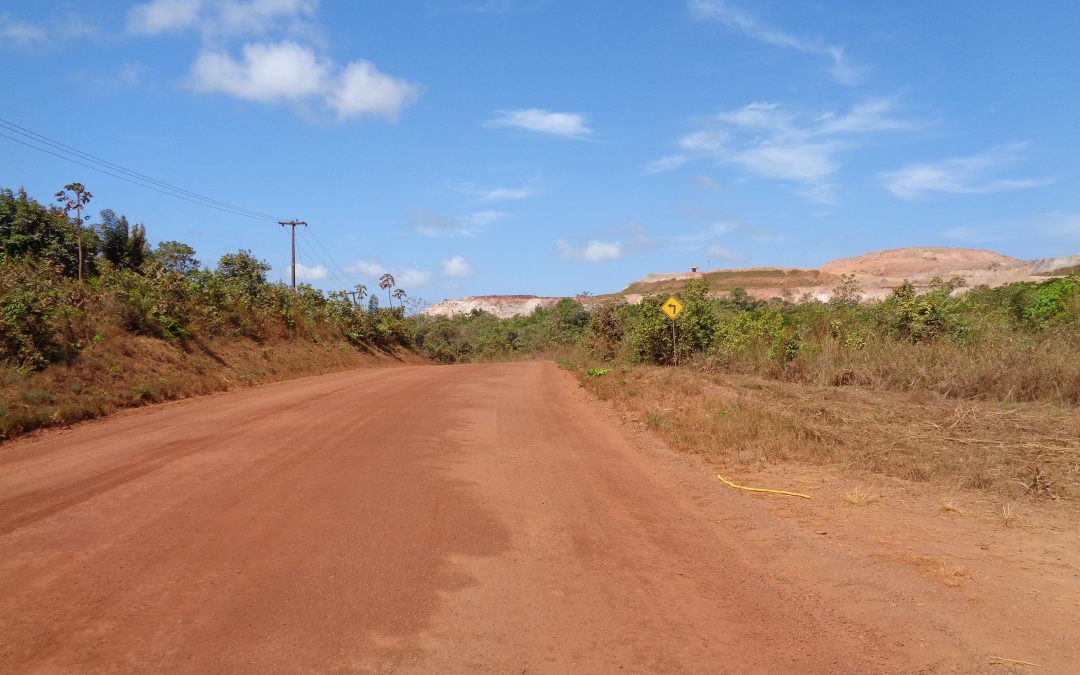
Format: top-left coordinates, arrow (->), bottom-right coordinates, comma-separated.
714,332 -> 1080,406
1,333 -> 415,441
844,487 -> 878,506
621,268 -> 836,295
909,556 -> 972,587
1001,503 -> 1020,527
582,366 -> 1080,501
939,498 -> 965,515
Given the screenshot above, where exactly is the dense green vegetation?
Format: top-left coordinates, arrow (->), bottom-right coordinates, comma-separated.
409,275 -> 1080,404
1,185 -> 414,438
1,185 -> 410,374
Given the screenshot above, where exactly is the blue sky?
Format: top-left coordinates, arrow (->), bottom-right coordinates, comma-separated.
2,1 -> 1078,302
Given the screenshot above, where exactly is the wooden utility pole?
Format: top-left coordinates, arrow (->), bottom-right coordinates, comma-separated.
278,219 -> 307,291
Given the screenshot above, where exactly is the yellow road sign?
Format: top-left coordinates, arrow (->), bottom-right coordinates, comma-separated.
662,296 -> 684,320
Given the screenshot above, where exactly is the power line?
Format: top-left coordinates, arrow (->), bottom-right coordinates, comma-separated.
0,118 -> 285,223
297,227 -> 352,290
304,226 -> 355,289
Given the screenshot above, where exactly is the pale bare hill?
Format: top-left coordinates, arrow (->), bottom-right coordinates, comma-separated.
422,295 -> 565,319
422,247 -> 1080,317
821,247 -> 1020,277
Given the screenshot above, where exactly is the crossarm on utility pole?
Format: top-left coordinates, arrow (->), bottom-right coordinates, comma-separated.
278,220 -> 308,291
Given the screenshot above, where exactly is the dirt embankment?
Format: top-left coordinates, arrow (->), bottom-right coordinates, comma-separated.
1,334 -> 421,441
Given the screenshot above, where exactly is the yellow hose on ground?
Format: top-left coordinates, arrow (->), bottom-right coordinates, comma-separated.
716,474 -> 811,499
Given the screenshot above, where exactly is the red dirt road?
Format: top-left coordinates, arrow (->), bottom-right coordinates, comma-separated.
0,363 -> 982,672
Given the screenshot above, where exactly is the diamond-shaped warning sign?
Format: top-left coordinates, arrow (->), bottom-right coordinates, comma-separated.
661,296 -> 684,320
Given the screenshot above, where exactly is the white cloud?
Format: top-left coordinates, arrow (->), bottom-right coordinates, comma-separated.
689,0 -> 862,86
130,1 -> 420,122
678,129 -> 728,154
486,108 -> 591,138
0,14 -> 45,44
218,0 -> 318,37
407,207 -> 507,237
441,255 -> 475,277
190,41 -> 328,102
293,262 -> 329,280
346,260 -> 432,287
326,60 -> 421,121
346,260 -> 387,277
883,144 -> 1051,200
188,40 -> 420,120
557,239 -> 623,263
0,12 -> 91,45
733,143 -> 836,183
127,0 -> 202,35
450,181 -> 537,202
398,268 -> 432,286
644,154 -> 688,175
128,0 -> 316,38
674,98 -> 916,202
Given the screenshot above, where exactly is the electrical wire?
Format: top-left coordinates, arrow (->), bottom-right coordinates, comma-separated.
304,226 -> 355,289
1,117 -> 364,290
298,227 -> 352,290
0,118 -> 286,222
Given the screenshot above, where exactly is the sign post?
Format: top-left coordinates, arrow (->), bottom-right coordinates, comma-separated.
661,296 -> 684,366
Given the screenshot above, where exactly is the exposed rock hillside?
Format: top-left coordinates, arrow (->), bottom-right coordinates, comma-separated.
422,247 -> 1080,317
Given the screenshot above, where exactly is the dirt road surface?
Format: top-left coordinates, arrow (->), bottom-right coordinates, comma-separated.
1,362 -> 989,672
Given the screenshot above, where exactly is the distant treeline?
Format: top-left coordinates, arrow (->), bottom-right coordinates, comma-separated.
409,274 -> 1080,404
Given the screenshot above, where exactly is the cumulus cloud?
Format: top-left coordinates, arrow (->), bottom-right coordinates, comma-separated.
407,207 -> 507,237
882,144 -> 1051,200
326,60 -> 422,121
346,259 -> 387,277
188,40 -> 420,120
557,220 -> 656,263
130,1 -> 420,122
643,154 -> 688,175
688,0 -> 862,86
127,0 -> 202,35
674,98 -> 917,203
441,255 -> 475,277
557,240 -> 622,263
346,259 -> 432,287
190,41 -> 327,101
293,262 -> 329,280
398,268 -> 432,286
486,108 -> 591,138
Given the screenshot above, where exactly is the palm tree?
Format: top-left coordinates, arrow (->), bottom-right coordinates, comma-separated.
379,273 -> 395,306
54,183 -> 93,281
353,283 -> 368,306
392,288 -> 406,308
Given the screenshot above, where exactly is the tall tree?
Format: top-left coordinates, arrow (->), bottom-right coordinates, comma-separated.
1,187 -> 80,275
152,241 -> 200,276
392,288 -> 406,308
379,272 -> 395,306
54,183 -> 93,281
353,283 -> 368,306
